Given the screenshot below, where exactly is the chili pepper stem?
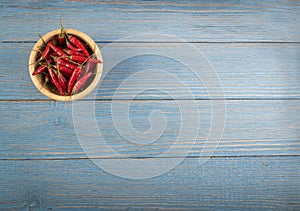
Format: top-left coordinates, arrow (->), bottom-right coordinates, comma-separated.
38,34 -> 47,46
59,19 -> 64,34
38,75 -> 49,91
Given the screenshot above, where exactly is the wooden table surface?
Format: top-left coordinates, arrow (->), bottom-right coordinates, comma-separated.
1,0 -> 300,210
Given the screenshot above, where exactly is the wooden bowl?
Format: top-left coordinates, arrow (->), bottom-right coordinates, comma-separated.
28,29 -> 103,101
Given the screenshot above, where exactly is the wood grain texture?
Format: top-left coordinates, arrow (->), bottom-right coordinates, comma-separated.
1,100 -> 299,159
0,43 -> 299,100
1,0 -> 299,42
1,0 -> 299,210
0,157 -> 299,210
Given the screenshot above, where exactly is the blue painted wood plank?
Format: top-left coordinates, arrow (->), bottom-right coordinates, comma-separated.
0,1 -> 299,210
0,43 -> 299,100
1,0 -> 299,42
0,100 -> 299,159
0,156 -> 299,210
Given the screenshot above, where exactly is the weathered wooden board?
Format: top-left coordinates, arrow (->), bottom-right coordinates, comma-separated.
1,100 -> 299,159
0,43 -> 299,100
0,156 -> 299,210
1,0 -> 299,42
1,0 -> 299,210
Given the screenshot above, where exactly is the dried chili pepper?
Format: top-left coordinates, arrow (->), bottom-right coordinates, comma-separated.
48,65 -> 64,96
72,71 -> 93,94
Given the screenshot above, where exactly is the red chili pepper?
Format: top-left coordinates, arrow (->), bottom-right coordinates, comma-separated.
57,57 -> 78,70
32,63 -> 47,75
56,64 -> 73,77
45,56 -> 54,64
83,61 -> 96,75
45,51 -> 60,64
41,44 -> 51,59
89,58 -> 102,64
45,53 -> 58,65
69,55 -> 87,63
58,33 -> 65,46
48,66 -> 64,96
49,42 -> 67,57
68,35 -> 90,57
36,43 -> 52,62
57,71 -> 68,91
67,66 -> 83,95
69,55 -> 102,64
66,39 -> 83,52
60,72 -> 70,79
64,49 -> 86,57
49,51 -> 59,57
72,71 -> 92,94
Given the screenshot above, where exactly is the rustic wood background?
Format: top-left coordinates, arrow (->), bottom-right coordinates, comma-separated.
1,0 -> 299,210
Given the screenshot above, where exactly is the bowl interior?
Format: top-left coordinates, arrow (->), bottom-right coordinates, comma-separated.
28,29 -> 103,101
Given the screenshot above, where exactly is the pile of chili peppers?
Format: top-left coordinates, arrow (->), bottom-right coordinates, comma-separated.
32,30 -> 102,96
